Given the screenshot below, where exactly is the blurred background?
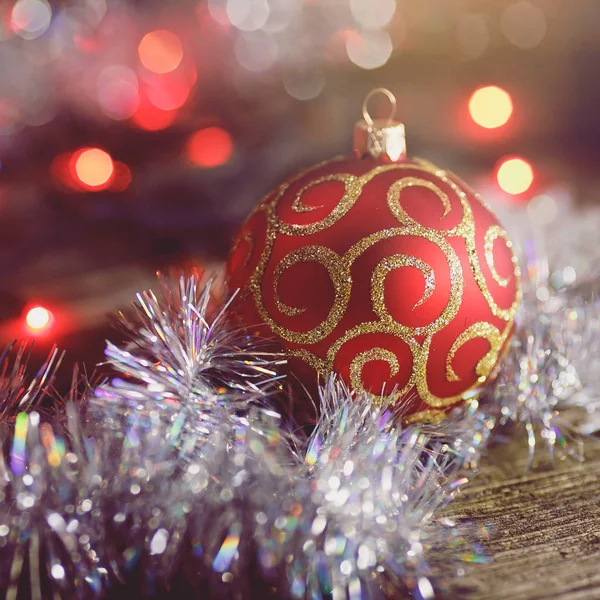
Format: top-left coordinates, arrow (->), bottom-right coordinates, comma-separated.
0,0 -> 598,386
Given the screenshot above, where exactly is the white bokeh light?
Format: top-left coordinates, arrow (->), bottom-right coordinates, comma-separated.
208,0 -> 230,26
501,2 -> 547,49
283,71 -> 326,100
150,529 -> 169,555
262,0 -> 300,33
11,0 -> 52,40
527,194 -> 558,226
22,94 -> 56,127
51,564 -> 66,580
97,65 -> 140,120
226,0 -> 270,32
235,32 -> 278,72
83,0 -> 107,28
346,30 -> 392,70
350,0 -> 396,31
456,14 -> 489,59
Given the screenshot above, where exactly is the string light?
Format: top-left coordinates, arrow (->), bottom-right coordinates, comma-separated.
469,86 -> 513,129
187,127 -> 233,167
25,306 -> 53,333
496,157 -> 534,195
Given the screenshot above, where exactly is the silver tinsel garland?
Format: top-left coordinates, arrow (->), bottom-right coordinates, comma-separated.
0,255 -> 598,599
0,342 -> 64,425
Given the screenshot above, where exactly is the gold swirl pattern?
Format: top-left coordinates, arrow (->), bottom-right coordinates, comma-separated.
231,230 -> 255,270
484,225 -> 513,287
287,349 -> 331,377
372,255 -> 435,311
233,156 -> 521,415
278,174 -> 363,236
356,227 -> 464,338
403,409 -> 448,425
270,245 -> 351,344
387,176 -> 452,222
349,349 -> 400,398
446,322 -> 503,383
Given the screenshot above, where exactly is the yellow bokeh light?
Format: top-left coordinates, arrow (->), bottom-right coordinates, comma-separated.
138,30 -> 183,74
496,157 -> 534,195
469,86 -> 513,129
26,306 -> 52,331
74,148 -> 114,189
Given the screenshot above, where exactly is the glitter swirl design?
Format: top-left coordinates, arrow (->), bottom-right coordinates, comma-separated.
229,157 -> 521,418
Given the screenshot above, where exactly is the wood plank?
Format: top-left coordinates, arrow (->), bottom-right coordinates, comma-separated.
438,427 -> 600,599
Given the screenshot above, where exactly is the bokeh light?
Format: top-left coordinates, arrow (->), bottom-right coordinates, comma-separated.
501,1 -> 547,49
0,99 -> 21,136
350,0 -> 395,30
226,0 -> 270,32
25,306 -> 53,333
138,30 -> 184,74
51,152 -> 79,190
73,148 -> 114,190
496,157 -> 534,195
346,30 -> 392,70
469,86 -> 513,129
11,0 -> 52,40
527,194 -> 558,225
261,0 -> 296,33
207,0 -> 230,27
83,0 -> 107,28
146,76 -> 191,111
187,127 -> 233,167
282,72 -> 326,101
110,162 -> 132,192
234,32 -> 278,72
131,97 -> 178,131
456,14 -> 489,59
97,66 -> 140,120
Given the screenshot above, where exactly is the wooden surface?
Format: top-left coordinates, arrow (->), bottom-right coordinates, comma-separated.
439,428 -> 600,600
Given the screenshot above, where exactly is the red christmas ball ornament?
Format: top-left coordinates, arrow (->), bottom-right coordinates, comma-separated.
227,89 -> 521,422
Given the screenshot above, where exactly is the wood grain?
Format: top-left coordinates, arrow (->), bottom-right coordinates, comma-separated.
437,429 -> 600,599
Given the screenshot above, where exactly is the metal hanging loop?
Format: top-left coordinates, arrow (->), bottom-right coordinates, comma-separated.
361,88 -> 397,128
354,88 -> 406,163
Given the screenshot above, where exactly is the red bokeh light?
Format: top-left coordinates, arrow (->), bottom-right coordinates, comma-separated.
110,162 -> 132,191
147,76 -> 191,111
53,150 -> 131,193
131,96 -> 178,131
187,127 -> 233,167
51,152 -> 79,190
140,61 -> 197,113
